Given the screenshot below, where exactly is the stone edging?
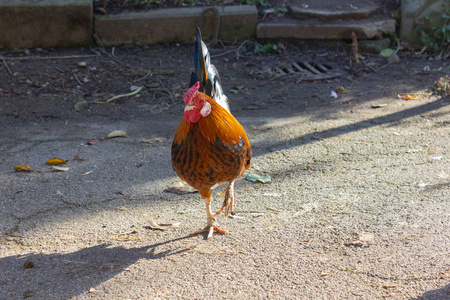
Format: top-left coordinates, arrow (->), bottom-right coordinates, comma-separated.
0,1 -> 257,48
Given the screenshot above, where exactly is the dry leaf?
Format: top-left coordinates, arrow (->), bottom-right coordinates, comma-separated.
107,130 -> 127,138
148,219 -> 166,231
397,93 -> 431,100
52,166 -> 70,172
46,157 -> 67,165
160,222 -> 181,227
88,139 -> 100,145
434,76 -> 450,96
14,163 -> 33,172
147,219 -> 180,231
335,86 -> 346,93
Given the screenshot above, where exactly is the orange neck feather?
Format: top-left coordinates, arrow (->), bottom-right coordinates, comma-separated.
174,94 -> 248,146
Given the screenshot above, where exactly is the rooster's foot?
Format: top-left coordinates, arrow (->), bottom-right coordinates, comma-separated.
191,224 -> 228,239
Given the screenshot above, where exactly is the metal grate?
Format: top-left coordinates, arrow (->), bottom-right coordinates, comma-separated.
273,61 -> 343,81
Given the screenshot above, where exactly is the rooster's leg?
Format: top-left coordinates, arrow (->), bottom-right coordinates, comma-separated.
191,189 -> 228,239
216,181 -> 234,218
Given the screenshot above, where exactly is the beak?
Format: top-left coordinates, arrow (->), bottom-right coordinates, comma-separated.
184,105 -> 196,112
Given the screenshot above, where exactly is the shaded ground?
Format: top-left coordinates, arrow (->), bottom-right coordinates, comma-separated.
0,40 -> 449,299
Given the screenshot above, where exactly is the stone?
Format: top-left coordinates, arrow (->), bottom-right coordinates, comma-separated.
0,0 -> 92,48
94,5 -> 257,46
257,18 -> 396,40
289,4 -> 382,20
358,38 -> 392,54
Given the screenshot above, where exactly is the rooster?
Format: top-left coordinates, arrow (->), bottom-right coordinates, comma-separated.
171,28 -> 252,239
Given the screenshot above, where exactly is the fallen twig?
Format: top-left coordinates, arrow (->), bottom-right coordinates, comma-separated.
363,61 -> 381,74
2,59 -> 12,75
73,73 -> 82,85
93,86 -> 143,104
211,40 -> 248,58
267,207 -> 281,212
135,70 -> 153,82
379,62 -> 394,70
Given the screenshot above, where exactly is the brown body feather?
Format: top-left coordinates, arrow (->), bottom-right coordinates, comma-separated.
171,93 -> 251,191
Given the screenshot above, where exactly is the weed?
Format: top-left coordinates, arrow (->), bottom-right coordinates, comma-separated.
417,8 -> 450,57
276,7 -> 288,14
254,42 -> 277,54
392,10 -> 400,21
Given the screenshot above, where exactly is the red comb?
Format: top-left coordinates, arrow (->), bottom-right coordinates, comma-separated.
184,82 -> 199,105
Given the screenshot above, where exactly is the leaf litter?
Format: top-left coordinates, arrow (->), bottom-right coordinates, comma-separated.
87,139 -> 101,145
14,163 -> 34,172
107,130 -> 127,138
246,173 -> 271,184
46,157 -> 67,165
147,218 -> 180,231
51,166 -> 70,172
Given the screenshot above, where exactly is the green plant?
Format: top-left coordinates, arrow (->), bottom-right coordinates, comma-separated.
392,9 -> 400,23
254,42 -> 276,54
276,7 -> 288,14
417,8 -> 450,57
379,36 -> 402,57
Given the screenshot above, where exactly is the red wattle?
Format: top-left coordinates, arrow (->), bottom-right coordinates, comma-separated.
184,109 -> 201,123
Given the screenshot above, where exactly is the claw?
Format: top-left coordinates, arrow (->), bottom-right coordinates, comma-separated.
196,188 -> 230,239
191,225 -> 228,239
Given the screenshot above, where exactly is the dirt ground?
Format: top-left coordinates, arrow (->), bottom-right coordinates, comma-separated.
0,40 -> 449,299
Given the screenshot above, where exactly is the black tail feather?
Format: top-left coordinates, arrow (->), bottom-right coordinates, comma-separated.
192,27 -> 229,112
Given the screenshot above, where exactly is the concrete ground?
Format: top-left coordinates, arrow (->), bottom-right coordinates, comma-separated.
0,43 -> 449,299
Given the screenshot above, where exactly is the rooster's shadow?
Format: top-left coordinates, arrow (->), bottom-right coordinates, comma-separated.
0,234 -> 192,299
